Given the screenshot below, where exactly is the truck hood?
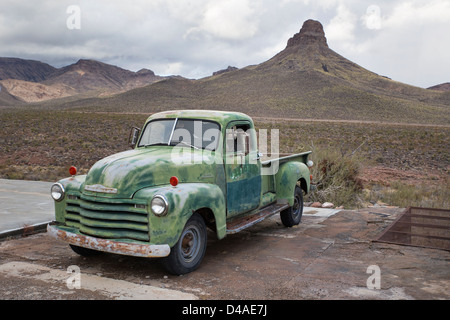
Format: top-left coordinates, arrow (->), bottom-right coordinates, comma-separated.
83,147 -> 223,198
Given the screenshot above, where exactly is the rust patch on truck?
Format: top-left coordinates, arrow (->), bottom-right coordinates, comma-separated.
47,224 -> 170,257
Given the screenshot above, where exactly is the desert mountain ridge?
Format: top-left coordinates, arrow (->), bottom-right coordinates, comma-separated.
0,57 -> 171,103
0,19 -> 449,125
49,19 -> 447,124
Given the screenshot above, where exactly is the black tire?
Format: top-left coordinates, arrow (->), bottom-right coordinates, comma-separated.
280,185 -> 303,227
69,244 -> 102,257
161,213 -> 207,275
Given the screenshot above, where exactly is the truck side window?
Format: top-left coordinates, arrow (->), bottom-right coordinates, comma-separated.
226,124 -> 251,155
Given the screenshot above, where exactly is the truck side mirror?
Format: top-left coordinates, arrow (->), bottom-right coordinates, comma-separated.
128,127 -> 141,149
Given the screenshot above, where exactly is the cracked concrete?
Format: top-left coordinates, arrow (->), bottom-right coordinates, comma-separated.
0,206 -> 448,300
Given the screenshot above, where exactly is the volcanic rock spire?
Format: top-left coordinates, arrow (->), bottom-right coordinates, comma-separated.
286,19 -> 328,48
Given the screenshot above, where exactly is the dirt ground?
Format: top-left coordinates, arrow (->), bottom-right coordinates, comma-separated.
0,207 -> 448,300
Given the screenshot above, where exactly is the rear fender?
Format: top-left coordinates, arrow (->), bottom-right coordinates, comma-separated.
275,161 -> 310,206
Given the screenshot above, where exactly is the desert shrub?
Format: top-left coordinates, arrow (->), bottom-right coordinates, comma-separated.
305,145 -> 363,208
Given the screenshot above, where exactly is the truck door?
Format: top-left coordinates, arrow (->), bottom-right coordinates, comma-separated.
224,121 -> 261,217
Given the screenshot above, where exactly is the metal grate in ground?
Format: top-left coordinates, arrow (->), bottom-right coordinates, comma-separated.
374,207 -> 450,251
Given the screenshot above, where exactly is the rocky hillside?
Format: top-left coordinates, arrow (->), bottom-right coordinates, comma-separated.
0,58 -> 56,82
2,19 -> 449,124
428,82 -> 450,91
0,58 -> 165,103
58,19 -> 449,125
45,59 -> 164,93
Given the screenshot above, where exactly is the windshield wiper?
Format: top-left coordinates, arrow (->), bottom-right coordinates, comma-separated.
171,141 -> 200,150
143,142 -> 169,147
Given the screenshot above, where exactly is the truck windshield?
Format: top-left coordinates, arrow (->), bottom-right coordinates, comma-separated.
138,118 -> 221,151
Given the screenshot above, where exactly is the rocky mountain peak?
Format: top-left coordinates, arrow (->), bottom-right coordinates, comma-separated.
213,66 -> 238,76
286,19 -> 328,48
137,68 -> 155,76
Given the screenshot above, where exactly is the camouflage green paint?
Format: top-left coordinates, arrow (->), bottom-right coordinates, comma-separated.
274,161 -> 310,206
83,147 -> 226,199
134,183 -> 226,247
223,119 -> 261,216
54,175 -> 85,223
51,110 -> 311,254
261,174 -> 276,194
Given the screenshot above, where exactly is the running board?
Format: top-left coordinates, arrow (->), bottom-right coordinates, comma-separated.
226,203 -> 290,234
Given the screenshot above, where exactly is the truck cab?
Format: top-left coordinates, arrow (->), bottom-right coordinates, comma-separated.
48,110 -> 313,275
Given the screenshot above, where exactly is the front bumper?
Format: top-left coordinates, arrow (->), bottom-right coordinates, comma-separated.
47,224 -> 170,258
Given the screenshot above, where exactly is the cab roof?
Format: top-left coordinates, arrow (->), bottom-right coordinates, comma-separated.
146,110 -> 253,127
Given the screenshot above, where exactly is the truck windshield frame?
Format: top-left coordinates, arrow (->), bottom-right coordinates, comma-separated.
138,118 -> 221,151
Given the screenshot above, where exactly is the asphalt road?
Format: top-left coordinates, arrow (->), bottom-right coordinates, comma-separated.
0,179 -> 53,236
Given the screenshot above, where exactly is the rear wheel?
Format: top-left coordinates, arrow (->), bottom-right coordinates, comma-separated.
161,213 -> 207,275
280,186 -> 303,227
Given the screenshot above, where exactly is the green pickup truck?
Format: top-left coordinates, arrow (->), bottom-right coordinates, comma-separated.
48,110 -> 313,275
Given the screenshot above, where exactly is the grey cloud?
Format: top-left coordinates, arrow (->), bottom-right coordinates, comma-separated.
0,0 -> 448,87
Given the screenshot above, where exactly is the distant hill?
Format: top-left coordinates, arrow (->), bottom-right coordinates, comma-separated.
45,59 -> 164,93
0,58 -> 167,103
0,57 -> 56,82
58,19 -> 449,125
428,82 -> 450,91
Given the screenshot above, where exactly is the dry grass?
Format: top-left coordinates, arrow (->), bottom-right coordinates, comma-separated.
1,109 -> 448,208
364,179 -> 450,209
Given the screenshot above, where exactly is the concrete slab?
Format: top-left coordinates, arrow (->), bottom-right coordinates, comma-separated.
303,206 -> 341,218
0,179 -> 54,237
0,261 -> 198,300
1,205 -> 448,300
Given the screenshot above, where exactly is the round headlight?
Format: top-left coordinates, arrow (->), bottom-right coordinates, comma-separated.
51,183 -> 65,202
151,195 -> 168,216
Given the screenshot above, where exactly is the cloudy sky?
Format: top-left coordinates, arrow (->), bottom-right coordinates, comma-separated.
0,0 -> 449,88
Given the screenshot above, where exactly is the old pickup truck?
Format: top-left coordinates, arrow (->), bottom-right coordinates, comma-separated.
48,110 -> 313,275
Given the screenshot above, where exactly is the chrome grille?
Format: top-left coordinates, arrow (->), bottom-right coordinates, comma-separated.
64,194 -> 149,241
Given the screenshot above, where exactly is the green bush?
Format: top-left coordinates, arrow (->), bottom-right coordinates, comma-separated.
305,145 -> 363,208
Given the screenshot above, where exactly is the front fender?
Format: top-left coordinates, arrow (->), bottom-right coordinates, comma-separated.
275,161 -> 310,206
134,183 -> 226,247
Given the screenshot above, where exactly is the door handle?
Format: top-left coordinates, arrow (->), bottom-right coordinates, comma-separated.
253,152 -> 263,161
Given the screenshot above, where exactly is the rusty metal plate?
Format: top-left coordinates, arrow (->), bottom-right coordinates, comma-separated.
374,207 -> 450,251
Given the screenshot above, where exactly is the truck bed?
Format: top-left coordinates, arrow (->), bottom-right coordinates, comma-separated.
261,151 -> 312,166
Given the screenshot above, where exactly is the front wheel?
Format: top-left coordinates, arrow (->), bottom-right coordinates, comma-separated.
280,186 -> 303,227
161,213 -> 207,275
